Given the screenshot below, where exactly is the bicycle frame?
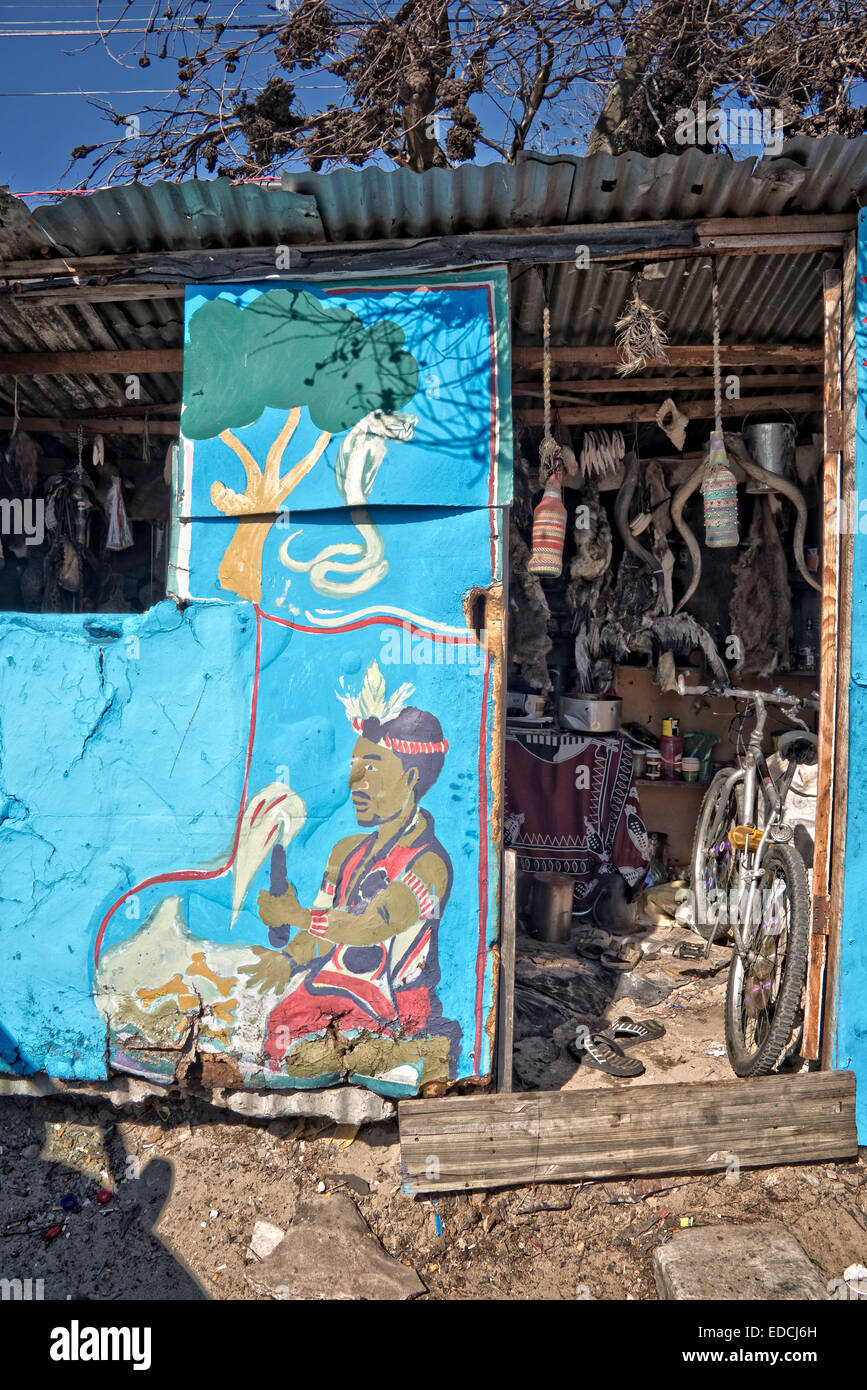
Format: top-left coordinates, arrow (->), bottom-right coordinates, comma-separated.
679,677 -> 815,958
730,695 -> 796,957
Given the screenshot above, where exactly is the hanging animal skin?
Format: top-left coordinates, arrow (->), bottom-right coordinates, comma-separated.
725,433 -> 820,593
614,451 -> 665,591
279,409 -> 417,596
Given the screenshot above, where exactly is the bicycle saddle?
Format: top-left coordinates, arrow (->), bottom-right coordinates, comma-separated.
777,730 -> 818,766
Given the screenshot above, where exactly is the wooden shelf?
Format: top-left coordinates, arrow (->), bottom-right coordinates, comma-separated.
636,778 -> 707,789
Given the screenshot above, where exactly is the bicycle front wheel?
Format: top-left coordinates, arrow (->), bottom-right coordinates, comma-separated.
691,770 -> 743,941
725,841 -> 810,1077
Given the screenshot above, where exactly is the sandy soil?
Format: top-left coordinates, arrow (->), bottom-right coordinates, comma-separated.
512,912 -> 797,1093
1,902 -> 861,1303
1,1090 -> 865,1301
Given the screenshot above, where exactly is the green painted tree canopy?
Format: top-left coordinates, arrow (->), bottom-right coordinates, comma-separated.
182,288 -> 419,439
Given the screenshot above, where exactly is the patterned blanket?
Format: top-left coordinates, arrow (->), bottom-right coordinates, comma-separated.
504,730 -> 649,902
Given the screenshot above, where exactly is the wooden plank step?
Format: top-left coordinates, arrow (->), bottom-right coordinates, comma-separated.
399,1071 -> 857,1193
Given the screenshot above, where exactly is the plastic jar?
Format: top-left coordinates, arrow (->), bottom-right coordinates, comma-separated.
660,734 -> 684,780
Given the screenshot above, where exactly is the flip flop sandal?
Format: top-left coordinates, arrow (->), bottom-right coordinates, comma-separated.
600,942 -> 642,971
575,929 -> 613,961
567,1030 -> 645,1077
608,1015 -> 666,1048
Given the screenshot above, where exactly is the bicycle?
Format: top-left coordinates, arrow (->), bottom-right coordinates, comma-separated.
681,675 -> 819,1077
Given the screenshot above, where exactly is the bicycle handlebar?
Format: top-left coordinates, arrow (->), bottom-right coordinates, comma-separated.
674,673 -> 819,713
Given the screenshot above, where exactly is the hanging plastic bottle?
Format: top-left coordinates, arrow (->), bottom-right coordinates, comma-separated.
528,438 -> 567,576
702,430 -> 739,548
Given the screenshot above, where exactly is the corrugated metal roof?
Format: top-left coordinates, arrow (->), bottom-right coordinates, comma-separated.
33,179 -> 324,257
280,137 -> 867,239
0,137 -> 863,432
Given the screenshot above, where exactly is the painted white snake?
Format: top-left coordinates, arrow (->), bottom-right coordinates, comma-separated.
279,409 -> 417,597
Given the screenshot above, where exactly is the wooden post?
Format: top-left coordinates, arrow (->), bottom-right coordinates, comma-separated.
802,270 -> 843,1059
497,849 -> 517,1094
820,236 -> 858,1069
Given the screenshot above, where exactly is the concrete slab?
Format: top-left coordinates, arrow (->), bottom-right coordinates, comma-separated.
653,1222 -> 829,1301
245,1193 -> 425,1301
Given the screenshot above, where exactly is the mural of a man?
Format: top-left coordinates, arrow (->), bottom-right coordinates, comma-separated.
241,663 -> 462,1095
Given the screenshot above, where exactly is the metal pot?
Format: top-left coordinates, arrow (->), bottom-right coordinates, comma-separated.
743,418 -> 796,495
558,694 -> 622,732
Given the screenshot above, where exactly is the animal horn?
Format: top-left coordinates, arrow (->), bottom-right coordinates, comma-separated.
670,457 -> 708,613
724,433 -> 820,593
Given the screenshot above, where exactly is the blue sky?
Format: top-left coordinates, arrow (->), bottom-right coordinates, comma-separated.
0,2 -> 295,196
1,3 -> 863,204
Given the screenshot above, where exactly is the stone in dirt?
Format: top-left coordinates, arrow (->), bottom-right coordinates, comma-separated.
246,1219 -> 286,1263
653,1222 -> 828,1300
245,1193 -> 424,1301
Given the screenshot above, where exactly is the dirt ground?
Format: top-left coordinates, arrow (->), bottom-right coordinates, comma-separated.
1,1089 -> 865,1301
511,903 -> 809,1093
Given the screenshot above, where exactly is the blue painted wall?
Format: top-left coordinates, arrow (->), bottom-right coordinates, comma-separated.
0,270 -> 512,1100
837,211 -> 867,1139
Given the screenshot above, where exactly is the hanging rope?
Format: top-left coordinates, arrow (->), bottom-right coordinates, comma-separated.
529,271 -> 567,575
542,300 -> 552,443
539,273 -> 562,480
711,257 -> 723,437
703,258 -> 739,548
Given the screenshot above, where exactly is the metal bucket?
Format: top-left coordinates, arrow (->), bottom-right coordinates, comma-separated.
530,872 -> 575,944
743,419 -> 796,494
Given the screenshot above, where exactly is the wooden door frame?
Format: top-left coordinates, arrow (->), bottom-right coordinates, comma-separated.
801,269 -> 843,1059
498,237 -> 855,1084
818,234 -> 859,1068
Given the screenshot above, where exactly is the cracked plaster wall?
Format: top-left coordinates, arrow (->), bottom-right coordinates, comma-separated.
0,602 -> 255,1078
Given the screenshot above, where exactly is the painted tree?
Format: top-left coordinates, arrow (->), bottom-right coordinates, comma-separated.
182,288 -> 418,603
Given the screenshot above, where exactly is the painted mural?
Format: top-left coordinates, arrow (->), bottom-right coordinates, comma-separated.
838,212 -> 867,1140
0,271 -> 511,1100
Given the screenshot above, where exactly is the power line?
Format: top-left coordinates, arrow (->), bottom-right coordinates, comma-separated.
0,17 -> 280,34
0,88 -> 234,95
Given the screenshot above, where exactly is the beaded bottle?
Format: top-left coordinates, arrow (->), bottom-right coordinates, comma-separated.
702,431 -> 739,548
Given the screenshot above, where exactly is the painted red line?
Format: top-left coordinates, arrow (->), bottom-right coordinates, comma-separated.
93,606 -> 263,969
261,609 -> 474,643
263,794 -> 288,815
472,650 -> 491,1075
264,824 -> 280,847
249,798 -> 266,826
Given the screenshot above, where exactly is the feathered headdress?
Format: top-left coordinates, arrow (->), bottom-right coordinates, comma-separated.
337,661 -> 448,756
336,660 -> 415,730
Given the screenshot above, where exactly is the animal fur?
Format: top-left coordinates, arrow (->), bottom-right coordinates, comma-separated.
729,497 -> 791,678
509,520 -> 553,692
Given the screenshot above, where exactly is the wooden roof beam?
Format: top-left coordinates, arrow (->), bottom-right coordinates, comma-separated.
0,414 -> 178,436
513,371 -> 821,396
511,344 -> 822,368
516,392 -> 821,426
0,349 -> 181,377
0,213 -> 853,288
